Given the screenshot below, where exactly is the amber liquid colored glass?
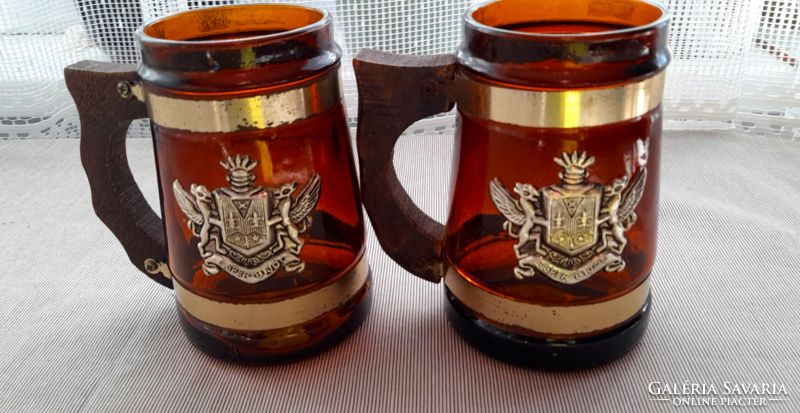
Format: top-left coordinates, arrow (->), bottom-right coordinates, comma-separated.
157,102 -> 367,355
447,111 -> 661,338
447,20 -> 661,339
138,5 -> 368,361
436,0 -> 670,369
189,30 -> 286,41
499,21 -> 633,34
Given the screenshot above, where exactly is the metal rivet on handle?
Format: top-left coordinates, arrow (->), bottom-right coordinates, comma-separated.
117,82 -> 131,98
144,258 -> 172,280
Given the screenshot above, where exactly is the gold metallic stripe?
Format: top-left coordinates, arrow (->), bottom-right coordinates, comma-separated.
145,72 -> 343,133
444,266 -> 649,335
457,72 -> 665,128
173,256 -> 368,331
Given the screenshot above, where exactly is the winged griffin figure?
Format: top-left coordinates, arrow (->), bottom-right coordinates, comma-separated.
489,151 -> 646,285
173,155 -> 321,284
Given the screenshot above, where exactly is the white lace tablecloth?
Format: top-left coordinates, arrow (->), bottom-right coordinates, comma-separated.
1,131 -> 798,412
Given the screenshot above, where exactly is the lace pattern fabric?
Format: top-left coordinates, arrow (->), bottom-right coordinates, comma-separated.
1,0 -> 797,139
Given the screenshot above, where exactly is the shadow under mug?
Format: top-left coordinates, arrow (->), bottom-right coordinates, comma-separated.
65,4 -> 371,363
355,0 -> 670,369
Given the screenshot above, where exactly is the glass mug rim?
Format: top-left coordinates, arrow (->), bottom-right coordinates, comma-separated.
62,2 -> 371,360
350,0 -> 670,369
464,0 -> 670,40
135,3 -> 331,47
134,3 -> 340,93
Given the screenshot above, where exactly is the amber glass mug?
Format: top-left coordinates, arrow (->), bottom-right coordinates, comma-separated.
65,5 -> 370,362
355,0 -> 669,369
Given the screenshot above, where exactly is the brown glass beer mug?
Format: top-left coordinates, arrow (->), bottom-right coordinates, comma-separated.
65,4 -> 370,362
355,0 -> 670,369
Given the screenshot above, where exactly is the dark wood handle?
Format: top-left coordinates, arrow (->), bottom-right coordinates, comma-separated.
354,50 -> 458,283
65,61 -> 172,288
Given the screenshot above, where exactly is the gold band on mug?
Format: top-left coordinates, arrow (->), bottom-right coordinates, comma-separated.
444,266 -> 649,335
145,71 -> 343,133
173,256 -> 369,331
456,72 -> 666,128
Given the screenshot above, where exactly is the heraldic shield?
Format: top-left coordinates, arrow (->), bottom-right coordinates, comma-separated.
490,151 -> 646,285
173,155 -> 321,284
215,190 -> 273,256
543,185 -> 603,256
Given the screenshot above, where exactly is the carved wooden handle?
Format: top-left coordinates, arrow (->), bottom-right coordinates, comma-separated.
354,50 -> 458,283
65,61 -> 172,288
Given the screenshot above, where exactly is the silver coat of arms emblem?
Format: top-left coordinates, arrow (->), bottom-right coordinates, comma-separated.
489,151 -> 646,284
173,155 -> 321,284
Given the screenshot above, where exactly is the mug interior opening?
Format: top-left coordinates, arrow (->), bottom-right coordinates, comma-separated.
142,4 -> 325,42
470,0 -> 665,35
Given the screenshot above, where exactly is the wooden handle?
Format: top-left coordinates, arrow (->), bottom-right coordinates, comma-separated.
65,61 -> 172,288
354,50 -> 458,283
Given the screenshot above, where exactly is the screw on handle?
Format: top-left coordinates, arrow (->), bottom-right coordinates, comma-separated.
353,50 -> 458,283
65,61 -> 172,288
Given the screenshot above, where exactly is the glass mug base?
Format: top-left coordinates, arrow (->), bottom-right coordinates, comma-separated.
66,4 -> 370,363
353,0 -> 669,370
444,288 -> 651,370
176,271 -> 372,364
